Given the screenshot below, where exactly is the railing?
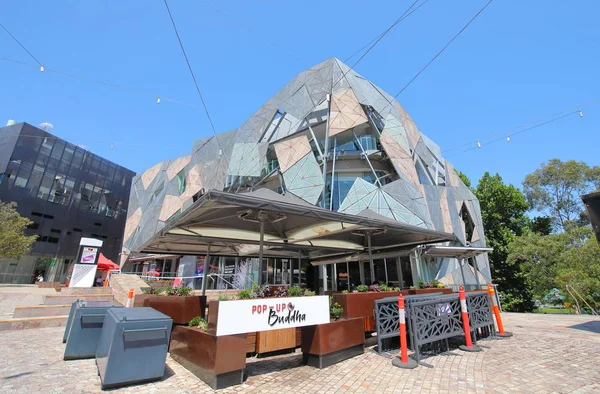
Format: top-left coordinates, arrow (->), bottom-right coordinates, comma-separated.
466,291 -> 496,341
375,293 -> 444,354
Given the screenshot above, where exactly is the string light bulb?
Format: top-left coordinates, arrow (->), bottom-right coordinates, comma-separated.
507,136 -> 511,142
579,110 -> 584,117
157,97 -> 161,104
476,140 -> 481,148
40,64 -> 44,72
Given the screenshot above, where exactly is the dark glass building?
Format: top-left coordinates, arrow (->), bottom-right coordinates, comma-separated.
0,122 -> 135,284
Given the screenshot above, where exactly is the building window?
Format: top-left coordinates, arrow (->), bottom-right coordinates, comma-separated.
176,170 -> 186,195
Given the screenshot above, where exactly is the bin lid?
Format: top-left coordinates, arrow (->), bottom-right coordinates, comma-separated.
78,300 -> 120,308
108,307 -> 171,322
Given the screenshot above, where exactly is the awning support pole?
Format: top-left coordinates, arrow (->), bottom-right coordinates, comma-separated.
459,257 -> 467,287
368,232 -> 375,285
258,214 -> 265,286
320,94 -> 331,208
202,243 -> 211,297
383,257 -> 389,285
346,261 -> 350,291
321,265 -> 328,293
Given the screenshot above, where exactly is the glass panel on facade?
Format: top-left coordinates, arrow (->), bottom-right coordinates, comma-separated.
176,170 -> 186,195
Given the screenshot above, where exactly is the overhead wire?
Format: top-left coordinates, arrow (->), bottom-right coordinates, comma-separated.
383,0 -> 494,111
163,0 -> 221,149
0,22 -> 43,65
343,0 -> 432,64
0,57 -> 197,107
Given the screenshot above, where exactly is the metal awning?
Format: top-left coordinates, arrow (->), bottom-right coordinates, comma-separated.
139,188 -> 457,260
422,245 -> 493,259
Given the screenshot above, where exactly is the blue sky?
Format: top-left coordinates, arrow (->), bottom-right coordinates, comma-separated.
1,0 -> 598,189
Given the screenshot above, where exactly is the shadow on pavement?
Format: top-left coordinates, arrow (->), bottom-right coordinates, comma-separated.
568,321 -> 600,334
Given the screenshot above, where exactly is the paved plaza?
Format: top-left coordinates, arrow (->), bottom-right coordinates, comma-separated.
0,307 -> 598,394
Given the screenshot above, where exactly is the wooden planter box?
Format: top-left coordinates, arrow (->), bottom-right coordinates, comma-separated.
332,291 -> 408,332
209,300 -> 302,355
301,317 -> 365,368
407,288 -> 453,295
134,295 -> 207,324
169,326 -> 247,390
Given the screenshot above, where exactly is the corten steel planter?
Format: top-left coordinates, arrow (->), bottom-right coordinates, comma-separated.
301,317 -> 365,368
134,295 -> 207,324
407,288 -> 453,295
332,291 -> 408,332
169,326 -> 247,390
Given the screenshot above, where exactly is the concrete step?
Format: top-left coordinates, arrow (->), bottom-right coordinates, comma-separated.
13,304 -> 71,318
60,287 -> 112,295
44,294 -> 113,305
0,315 -> 68,331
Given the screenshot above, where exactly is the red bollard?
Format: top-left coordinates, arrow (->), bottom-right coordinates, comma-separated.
126,288 -> 134,308
458,286 -> 481,352
488,284 -> 513,337
391,294 -> 417,369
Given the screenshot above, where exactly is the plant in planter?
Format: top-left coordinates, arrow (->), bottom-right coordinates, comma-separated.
288,285 -> 303,297
237,289 -> 253,299
135,285 -> 206,324
356,285 -> 369,293
329,296 -> 344,321
189,316 -> 208,330
217,295 -> 228,301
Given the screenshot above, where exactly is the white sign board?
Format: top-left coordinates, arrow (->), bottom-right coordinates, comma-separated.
215,295 -> 330,336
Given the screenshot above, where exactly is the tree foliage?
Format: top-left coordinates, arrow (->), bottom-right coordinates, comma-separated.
507,227 -> 600,313
455,170 -> 472,188
474,172 -> 533,312
0,201 -> 37,260
523,159 -> 600,231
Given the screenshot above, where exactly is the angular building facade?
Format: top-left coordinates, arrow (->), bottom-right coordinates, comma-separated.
0,122 -> 135,284
123,58 -> 490,291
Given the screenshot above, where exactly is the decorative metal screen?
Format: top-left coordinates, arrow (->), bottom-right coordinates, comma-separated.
466,291 -> 495,339
407,294 -> 464,361
374,293 -> 445,354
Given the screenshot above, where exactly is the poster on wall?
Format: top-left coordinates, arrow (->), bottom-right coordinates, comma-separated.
215,296 -> 330,336
80,247 -> 98,264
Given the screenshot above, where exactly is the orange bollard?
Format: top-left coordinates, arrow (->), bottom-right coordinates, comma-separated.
391,294 -> 417,369
126,288 -> 134,308
488,284 -> 512,337
458,286 -> 481,352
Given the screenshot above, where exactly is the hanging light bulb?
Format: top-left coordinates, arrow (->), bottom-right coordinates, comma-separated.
476,140 -> 481,148
218,148 -> 223,156
40,64 -> 44,72
156,97 -> 161,104
507,136 -> 511,142
579,110 -> 584,117
110,143 -> 114,149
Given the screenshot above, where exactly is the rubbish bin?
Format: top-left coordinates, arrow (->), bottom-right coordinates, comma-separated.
63,300 -> 120,344
96,307 -> 173,389
63,301 -> 123,360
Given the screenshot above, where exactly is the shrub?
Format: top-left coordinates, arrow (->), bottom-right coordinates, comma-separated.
341,290 -> 349,294
237,289 -> 253,299
430,280 -> 441,288
356,285 -> 369,293
379,283 -> 389,291
142,287 -> 163,295
409,286 -> 416,290
394,287 -> 401,291
368,284 -> 381,292
417,280 -> 425,289
217,295 -> 228,301
329,296 -> 344,321
188,316 -> 208,330
288,285 -> 303,297
176,286 -> 193,297
303,289 -> 316,296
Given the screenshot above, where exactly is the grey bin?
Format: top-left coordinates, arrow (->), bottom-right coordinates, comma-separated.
96,307 -> 173,390
63,301 -> 123,360
63,300 -> 121,344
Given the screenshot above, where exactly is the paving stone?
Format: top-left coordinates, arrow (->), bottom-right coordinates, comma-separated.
0,313 -> 599,393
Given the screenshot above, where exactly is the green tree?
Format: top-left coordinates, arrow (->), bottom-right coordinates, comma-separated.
0,201 -> 37,260
474,172 -> 533,312
508,226 -> 600,313
530,216 -> 553,235
523,159 -> 600,231
455,170 -> 472,188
